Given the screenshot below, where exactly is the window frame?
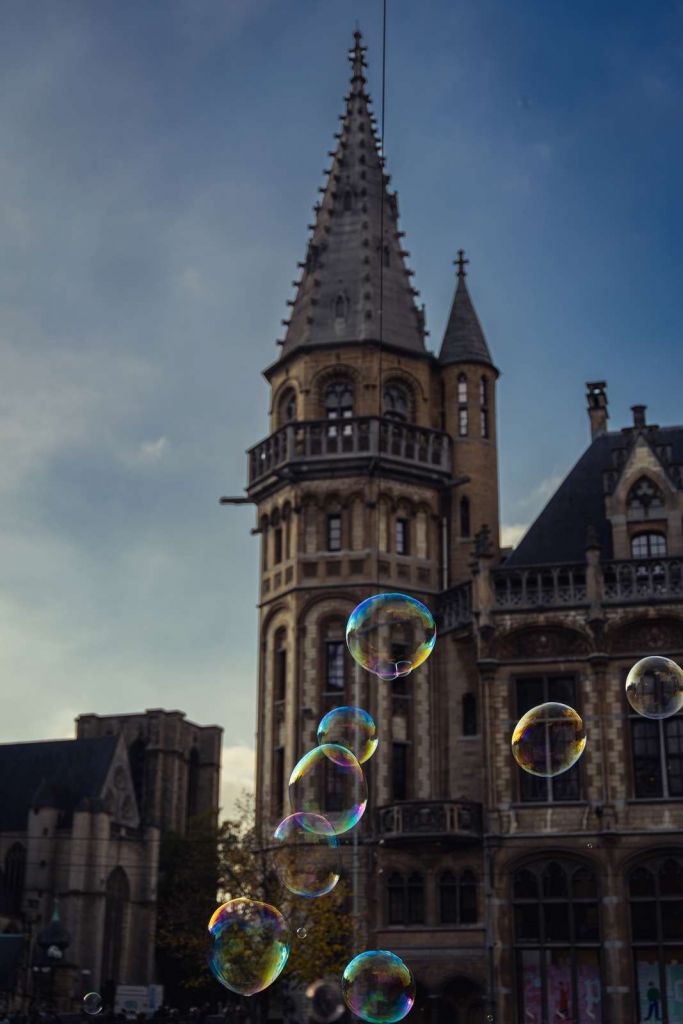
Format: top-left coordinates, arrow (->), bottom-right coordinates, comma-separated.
395,517 -> 410,556
629,682 -> 683,800
629,853 -> 683,1023
514,675 -> 582,804
326,513 -> 342,552
273,629 -> 287,703
391,742 -> 409,801
324,639 -> 346,700
383,382 -> 410,422
631,531 -> 667,558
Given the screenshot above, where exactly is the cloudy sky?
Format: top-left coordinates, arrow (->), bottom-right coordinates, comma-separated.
1,0 -> 682,815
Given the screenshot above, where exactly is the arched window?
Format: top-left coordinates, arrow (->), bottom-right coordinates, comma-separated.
277,387 -> 297,425
460,496 -> 471,538
324,380 -> 354,420
273,628 -> 287,702
462,693 -> 477,736
2,844 -> 26,917
322,618 -> 346,704
630,854 -> 683,1021
128,737 -> 146,817
383,383 -> 410,421
386,872 -> 424,925
101,867 -> 130,989
457,373 -> 468,404
480,376 -> 489,438
628,476 -> 664,516
459,869 -> 478,924
187,746 -> 200,822
513,860 -> 601,1023
631,532 -> 667,558
438,869 -> 478,924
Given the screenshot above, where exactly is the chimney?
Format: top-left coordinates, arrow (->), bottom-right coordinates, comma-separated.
586,381 -> 608,440
631,404 -> 647,429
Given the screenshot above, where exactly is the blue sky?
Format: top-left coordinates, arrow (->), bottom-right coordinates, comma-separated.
1,0 -> 682,813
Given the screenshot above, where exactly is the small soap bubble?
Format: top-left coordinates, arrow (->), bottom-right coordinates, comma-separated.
511,703 -> 586,778
346,593 -> 436,680
625,656 -> 683,720
342,950 -> 415,1024
83,993 -> 102,1016
586,843 -> 593,850
289,744 -> 367,835
273,813 -> 340,898
317,706 -> 378,764
306,979 -> 346,1024
208,898 -> 290,996
297,926 -> 307,939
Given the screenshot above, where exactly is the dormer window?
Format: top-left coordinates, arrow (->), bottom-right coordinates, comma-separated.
628,477 -> 664,516
278,387 -> 297,426
384,383 -> 409,422
458,374 -> 468,404
631,532 -> 667,559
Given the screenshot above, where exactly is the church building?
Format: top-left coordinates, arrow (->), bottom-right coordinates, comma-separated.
240,31 -> 683,1024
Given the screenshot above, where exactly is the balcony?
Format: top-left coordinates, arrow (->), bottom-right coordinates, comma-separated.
247,416 -> 452,492
376,800 -> 482,842
492,564 -> 588,611
603,557 -> 683,604
439,582 -> 473,631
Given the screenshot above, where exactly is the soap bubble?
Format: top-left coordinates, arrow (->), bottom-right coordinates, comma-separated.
208,898 -> 290,996
346,593 -> 436,680
273,812 -> 340,898
83,993 -> 102,1016
342,950 -> 416,1023
625,656 -> 683,719
306,979 -> 346,1024
317,706 -> 378,764
289,744 -> 366,835
297,926 -> 307,939
511,702 -> 586,778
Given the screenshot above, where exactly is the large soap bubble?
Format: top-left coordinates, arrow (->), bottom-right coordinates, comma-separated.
342,950 -> 416,1023
626,656 -> 683,720
289,744 -> 366,835
346,593 -> 436,680
511,702 -> 586,778
273,812 -> 340,898
83,994 -> 102,1016
317,706 -> 378,764
208,898 -> 290,996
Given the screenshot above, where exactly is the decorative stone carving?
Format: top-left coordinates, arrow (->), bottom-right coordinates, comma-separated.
609,617 -> 683,654
496,626 -> 591,660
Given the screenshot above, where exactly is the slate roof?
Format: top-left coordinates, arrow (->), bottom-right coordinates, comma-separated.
278,32 -> 426,361
439,269 -> 493,367
505,426 -> 683,566
0,736 -> 118,830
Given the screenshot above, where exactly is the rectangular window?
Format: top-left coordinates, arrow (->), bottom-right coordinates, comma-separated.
392,743 -> 408,800
273,527 -> 283,564
459,408 -> 468,437
272,748 -> 284,818
325,641 -> 346,695
480,408 -> 489,438
630,708 -> 683,799
274,643 -> 287,702
327,514 -> 341,552
324,757 -> 345,812
396,518 -> 409,556
516,676 -> 581,803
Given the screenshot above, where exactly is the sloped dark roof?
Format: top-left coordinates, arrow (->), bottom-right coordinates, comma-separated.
278,32 -> 426,361
0,736 -> 118,829
439,272 -> 493,367
505,426 -> 683,566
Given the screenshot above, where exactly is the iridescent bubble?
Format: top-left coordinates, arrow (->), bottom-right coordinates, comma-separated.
273,812 -> 340,898
346,593 -> 436,680
207,898 -> 290,996
289,744 -> 366,835
83,993 -> 102,1016
297,926 -> 307,939
511,702 -> 586,778
625,656 -> 683,720
342,950 -> 416,1024
306,979 -> 346,1024
317,706 -> 378,764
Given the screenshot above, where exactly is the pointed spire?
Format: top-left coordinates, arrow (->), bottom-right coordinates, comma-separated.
438,251 -> 494,367
278,31 -> 425,360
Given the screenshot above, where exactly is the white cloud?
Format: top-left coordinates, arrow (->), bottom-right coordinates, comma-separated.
119,436 -> 169,466
220,745 -> 255,820
501,523 -> 528,549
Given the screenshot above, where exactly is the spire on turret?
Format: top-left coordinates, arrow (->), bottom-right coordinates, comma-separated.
438,250 -> 494,367
278,31 -> 426,360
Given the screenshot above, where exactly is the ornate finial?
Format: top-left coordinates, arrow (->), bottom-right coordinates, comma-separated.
454,249 -> 469,278
349,28 -> 367,87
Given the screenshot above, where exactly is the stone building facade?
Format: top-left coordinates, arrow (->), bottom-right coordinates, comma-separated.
240,32 -> 683,1024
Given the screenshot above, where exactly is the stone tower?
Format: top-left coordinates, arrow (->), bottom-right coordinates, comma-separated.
244,33 -> 498,1002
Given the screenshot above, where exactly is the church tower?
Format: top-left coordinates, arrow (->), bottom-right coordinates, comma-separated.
242,32 -> 498,1008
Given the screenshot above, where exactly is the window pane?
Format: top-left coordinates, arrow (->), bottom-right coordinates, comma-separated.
396,518 -> 409,555
662,901 -> 683,941
576,949 -> 602,1024
634,949 -> 662,1024
439,873 -> 458,924
666,719 -> 683,797
459,408 -> 468,436
630,867 -> 656,898
547,676 -> 576,706
632,719 -> 663,798
392,744 -> 408,800
664,949 -> 683,1024
514,869 -> 539,900
517,678 -> 543,716
520,770 -> 549,803
459,872 -> 477,924
517,949 -> 542,1024
407,875 -> 424,924
574,902 -> 600,943
572,867 -> 598,900
387,874 -> 404,925
544,903 -> 571,943
660,858 -> 683,896
542,863 -> 568,899
327,515 -> 341,551
325,641 -> 345,694
631,901 -> 658,941
546,950 -> 574,1023
514,904 -> 540,942
552,763 -> 581,802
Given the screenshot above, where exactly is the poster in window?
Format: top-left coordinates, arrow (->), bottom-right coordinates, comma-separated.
519,950 -> 542,1022
576,951 -> 601,1022
666,952 -> 683,1024
635,951 -> 661,1023
547,954 -> 573,1021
